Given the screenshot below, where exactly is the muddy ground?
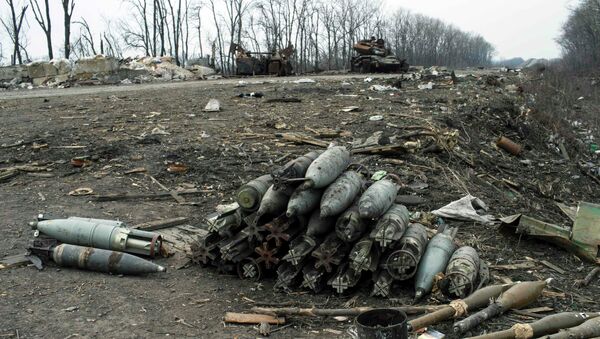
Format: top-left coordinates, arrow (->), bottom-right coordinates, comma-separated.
0,71 -> 598,339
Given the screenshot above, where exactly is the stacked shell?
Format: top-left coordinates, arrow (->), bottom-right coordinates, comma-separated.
191,148 -> 485,299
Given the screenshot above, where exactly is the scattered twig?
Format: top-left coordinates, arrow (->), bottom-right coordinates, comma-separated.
148,175 -> 186,204
93,189 -> 208,202
575,267 -> 600,288
250,305 -> 444,317
132,217 -> 189,231
275,133 -> 329,148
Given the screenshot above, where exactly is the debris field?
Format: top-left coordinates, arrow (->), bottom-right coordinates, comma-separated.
0,70 -> 599,338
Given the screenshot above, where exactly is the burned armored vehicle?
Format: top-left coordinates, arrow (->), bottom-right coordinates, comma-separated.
350,37 -> 409,73
232,43 -> 294,76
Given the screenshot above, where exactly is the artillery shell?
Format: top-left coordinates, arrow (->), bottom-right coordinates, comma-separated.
286,188 -> 323,217
358,178 -> 399,219
31,218 -> 162,257
52,244 -> 165,275
256,184 -> 294,218
414,227 -> 457,301
442,246 -> 480,299
370,204 -> 410,248
349,236 -> 381,273
545,315 -> 600,339
320,170 -> 364,217
301,146 -> 350,189
335,205 -> 369,243
306,209 -> 337,238
272,150 -> 322,189
236,174 -> 273,212
328,264 -> 361,294
385,223 -> 429,280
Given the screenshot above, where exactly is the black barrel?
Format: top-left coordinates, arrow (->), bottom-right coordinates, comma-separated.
356,309 -> 408,339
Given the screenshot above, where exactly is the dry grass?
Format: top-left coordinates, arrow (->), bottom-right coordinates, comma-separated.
522,64 -> 600,155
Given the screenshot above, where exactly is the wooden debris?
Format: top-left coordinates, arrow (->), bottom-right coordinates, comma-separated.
265,98 -> 301,103
251,305 -> 444,317
93,188 -> 208,202
352,144 -> 407,155
489,261 -> 537,270
275,133 -> 329,148
132,217 -> 189,231
224,312 -> 285,325
540,260 -> 565,274
149,175 -> 186,204
0,254 -> 30,270
0,170 -> 19,183
124,167 -> 147,175
575,267 -> 600,288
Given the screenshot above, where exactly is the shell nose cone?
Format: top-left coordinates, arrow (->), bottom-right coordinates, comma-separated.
29,221 -> 39,230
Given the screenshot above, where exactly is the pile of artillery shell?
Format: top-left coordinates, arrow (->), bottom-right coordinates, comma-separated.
192,149 -> 486,299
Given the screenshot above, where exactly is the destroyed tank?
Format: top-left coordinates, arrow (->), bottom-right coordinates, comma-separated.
350,37 -> 409,73
232,43 -> 294,76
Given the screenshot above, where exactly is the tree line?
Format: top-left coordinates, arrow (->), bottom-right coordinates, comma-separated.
558,0 -> 600,72
1,0 -> 495,72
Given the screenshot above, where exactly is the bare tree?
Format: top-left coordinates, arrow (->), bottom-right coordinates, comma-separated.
29,0 -> 53,59
558,0 -> 600,71
62,0 -> 75,59
74,18 -> 97,55
0,0 -> 28,65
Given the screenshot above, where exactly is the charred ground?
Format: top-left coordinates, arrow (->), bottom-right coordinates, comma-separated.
0,71 -> 598,338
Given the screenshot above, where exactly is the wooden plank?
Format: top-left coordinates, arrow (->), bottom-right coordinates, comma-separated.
132,217 -> 189,231
0,254 -> 30,270
540,260 -> 566,274
224,312 -> 285,325
93,189 -> 207,202
274,133 -> 329,148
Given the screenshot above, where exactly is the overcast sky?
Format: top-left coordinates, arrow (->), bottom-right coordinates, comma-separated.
0,0 -> 577,62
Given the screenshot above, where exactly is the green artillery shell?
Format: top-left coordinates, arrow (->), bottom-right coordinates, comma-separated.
301,264 -> 328,293
283,235 -> 319,266
467,312 -> 600,339
349,236 -> 381,273
31,219 -> 162,257
236,174 -> 273,212
272,150 -> 322,188
370,204 -> 410,248
301,146 -> 350,189
328,264 -> 361,294
453,279 -> 550,334
371,271 -> 394,298
385,223 -> 429,280
312,232 -> 352,272
275,262 -> 304,290
256,184 -> 294,217
52,244 -> 166,275
408,283 -> 515,332
359,179 -> 399,219
443,246 -> 480,299
320,170 -> 364,217
335,205 -> 369,243
306,209 -> 337,238
286,188 -> 323,217
414,227 -> 457,301
546,316 -> 600,339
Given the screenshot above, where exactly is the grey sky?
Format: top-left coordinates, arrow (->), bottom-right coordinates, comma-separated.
1,0 -> 576,62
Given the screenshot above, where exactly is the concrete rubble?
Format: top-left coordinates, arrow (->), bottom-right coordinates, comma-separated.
0,55 -> 215,89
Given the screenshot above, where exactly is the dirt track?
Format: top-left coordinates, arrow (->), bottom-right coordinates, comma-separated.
1,71 -> 598,339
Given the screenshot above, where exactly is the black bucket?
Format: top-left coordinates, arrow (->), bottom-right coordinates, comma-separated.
355,308 -> 408,339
